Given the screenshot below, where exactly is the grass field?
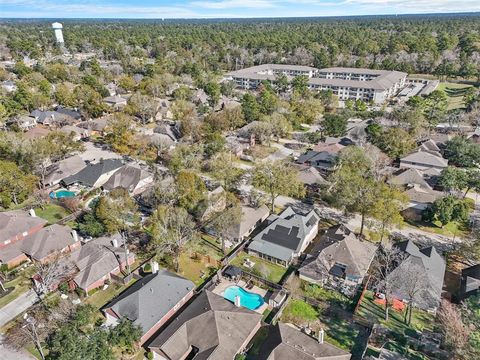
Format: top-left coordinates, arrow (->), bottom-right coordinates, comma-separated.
356,291 -> 434,334
34,204 -> 70,224
230,252 -> 289,283
404,218 -> 470,238
437,82 -> 473,110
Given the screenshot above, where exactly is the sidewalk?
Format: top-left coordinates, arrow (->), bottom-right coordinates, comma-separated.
0,289 -> 37,328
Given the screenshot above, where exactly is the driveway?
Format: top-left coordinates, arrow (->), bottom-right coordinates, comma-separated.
0,337 -> 36,360
0,290 -> 37,328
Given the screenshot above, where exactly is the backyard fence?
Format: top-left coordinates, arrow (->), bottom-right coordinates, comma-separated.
353,275 -> 371,315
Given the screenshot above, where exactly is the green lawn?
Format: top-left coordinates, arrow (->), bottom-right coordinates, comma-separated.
404,218 -> 470,238
0,266 -> 36,309
230,252 -> 289,283
280,298 -> 364,354
85,279 -> 136,309
436,82 -> 473,110
34,204 -> 70,224
356,291 -> 434,334
281,299 -> 319,325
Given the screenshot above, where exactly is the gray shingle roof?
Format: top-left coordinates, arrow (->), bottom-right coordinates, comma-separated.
102,163 -> 153,193
253,322 -> 351,360
21,224 -> 77,261
104,269 -> 194,336
400,150 -> 448,168
248,207 -> 319,262
0,210 -> 47,244
299,225 -> 377,281
62,158 -> 123,187
149,290 -> 262,360
70,234 -> 134,290
391,240 -> 446,309
225,205 -> 270,240
44,155 -> 87,186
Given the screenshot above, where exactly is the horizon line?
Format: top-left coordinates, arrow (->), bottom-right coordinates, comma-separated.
1,11 -> 480,21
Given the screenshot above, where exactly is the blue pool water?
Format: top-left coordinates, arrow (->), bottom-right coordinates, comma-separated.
223,285 -> 264,310
50,190 -> 77,199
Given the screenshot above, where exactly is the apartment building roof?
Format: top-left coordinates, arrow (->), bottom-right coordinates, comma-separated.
227,64 -> 407,92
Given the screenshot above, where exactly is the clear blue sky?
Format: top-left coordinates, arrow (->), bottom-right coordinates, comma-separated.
1,0 -> 479,19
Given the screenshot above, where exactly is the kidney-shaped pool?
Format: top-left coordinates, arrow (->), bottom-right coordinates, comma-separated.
222,285 -> 264,311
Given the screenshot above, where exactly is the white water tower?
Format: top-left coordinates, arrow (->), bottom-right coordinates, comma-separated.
52,22 -> 64,44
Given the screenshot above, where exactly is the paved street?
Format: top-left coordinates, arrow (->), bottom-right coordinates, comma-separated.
0,290 -> 37,328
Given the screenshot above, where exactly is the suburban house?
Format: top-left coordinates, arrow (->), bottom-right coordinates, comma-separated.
457,264 -> 480,301
24,127 -> 51,140
247,207 -> 320,267
389,240 -> 446,312
196,185 -> 227,222
295,165 -> 328,189
31,107 -> 82,127
62,158 -> 124,189
299,225 -> 377,296
103,268 -> 195,345
251,322 -> 351,360
59,125 -> 91,140
69,234 -> 135,294
400,148 -> 448,171
0,210 -> 47,268
78,117 -> 109,136
148,290 -> 262,360
20,224 -> 81,264
1,80 -> 17,93
222,204 -> 270,246
388,168 -> 443,219
103,95 -> 127,109
10,115 -> 37,130
102,163 -> 154,195
155,99 -> 173,121
296,150 -> 339,172
44,155 -> 87,187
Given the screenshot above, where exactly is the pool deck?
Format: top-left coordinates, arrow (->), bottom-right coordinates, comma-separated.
212,279 -> 269,314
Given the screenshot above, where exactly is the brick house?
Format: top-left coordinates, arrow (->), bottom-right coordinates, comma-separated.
103,269 -> 195,345
69,234 -> 136,294
0,210 -> 47,268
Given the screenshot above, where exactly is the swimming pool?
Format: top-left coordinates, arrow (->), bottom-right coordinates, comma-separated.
222,285 -> 264,310
50,190 -> 77,199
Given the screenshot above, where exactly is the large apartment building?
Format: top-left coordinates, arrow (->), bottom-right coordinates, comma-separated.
225,64 -> 408,104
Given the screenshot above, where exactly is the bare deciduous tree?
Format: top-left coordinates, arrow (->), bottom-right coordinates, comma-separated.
370,245 -> 406,321
437,300 -> 473,360
34,256 -> 76,296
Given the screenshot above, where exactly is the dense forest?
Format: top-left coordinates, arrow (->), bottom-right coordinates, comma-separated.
1,14 -> 480,79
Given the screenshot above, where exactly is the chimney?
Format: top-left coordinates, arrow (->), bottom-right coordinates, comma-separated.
71,230 -> 79,242
111,238 -> 119,247
318,328 -> 324,344
29,209 -> 36,217
234,295 -> 241,308
151,261 -> 159,274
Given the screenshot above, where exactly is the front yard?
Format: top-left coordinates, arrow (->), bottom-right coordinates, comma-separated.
230,252 -> 289,283
85,279 -> 137,309
0,265 -> 36,309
